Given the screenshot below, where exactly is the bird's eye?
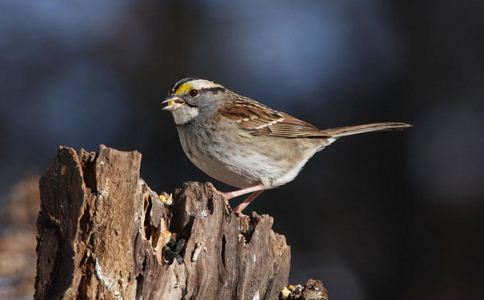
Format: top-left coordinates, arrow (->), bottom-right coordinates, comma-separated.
189,89 -> 198,97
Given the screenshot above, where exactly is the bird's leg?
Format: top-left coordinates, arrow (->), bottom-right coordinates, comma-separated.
221,184 -> 265,216
233,191 -> 264,216
222,184 -> 265,200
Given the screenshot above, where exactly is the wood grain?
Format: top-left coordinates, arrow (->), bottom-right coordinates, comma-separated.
35,145 -> 323,300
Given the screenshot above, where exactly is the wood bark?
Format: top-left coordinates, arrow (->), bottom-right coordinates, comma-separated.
35,145 -> 327,300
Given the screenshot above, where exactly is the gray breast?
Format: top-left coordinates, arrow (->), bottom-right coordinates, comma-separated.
175,119 -> 327,189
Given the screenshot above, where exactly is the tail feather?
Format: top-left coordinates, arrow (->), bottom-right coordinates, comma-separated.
320,122 -> 411,138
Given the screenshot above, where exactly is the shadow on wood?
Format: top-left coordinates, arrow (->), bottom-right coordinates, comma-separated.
35,145 -> 327,300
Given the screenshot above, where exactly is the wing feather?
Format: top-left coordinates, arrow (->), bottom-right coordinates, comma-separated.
219,94 -> 328,138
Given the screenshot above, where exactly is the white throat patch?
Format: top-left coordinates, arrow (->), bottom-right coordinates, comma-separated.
172,106 -> 200,125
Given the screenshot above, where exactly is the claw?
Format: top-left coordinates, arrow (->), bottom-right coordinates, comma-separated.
234,210 -> 248,218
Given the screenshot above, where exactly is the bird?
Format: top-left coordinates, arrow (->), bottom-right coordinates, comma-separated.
162,78 -> 410,215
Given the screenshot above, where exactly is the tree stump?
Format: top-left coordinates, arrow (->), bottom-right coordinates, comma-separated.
35,145 -> 327,299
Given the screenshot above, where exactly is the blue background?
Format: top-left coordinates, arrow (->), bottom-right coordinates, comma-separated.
1,1 -> 483,299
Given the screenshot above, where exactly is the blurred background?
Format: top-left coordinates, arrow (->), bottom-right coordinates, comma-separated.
1,0 -> 483,299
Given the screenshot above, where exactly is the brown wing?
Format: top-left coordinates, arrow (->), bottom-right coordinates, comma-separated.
219,94 -> 329,138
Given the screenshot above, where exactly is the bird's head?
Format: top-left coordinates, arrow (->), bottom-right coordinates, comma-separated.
162,78 -> 226,125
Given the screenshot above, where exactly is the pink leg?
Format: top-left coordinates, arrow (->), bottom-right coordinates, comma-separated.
223,184 -> 265,200
233,190 -> 264,215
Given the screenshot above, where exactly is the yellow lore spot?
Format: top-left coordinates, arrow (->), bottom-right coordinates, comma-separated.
175,83 -> 193,95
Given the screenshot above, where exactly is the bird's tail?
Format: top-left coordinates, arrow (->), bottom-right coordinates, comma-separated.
320,122 -> 411,138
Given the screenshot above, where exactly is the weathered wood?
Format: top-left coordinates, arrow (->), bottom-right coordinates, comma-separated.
35,145 -> 311,299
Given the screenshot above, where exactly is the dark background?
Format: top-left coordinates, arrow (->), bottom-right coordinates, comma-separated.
1,1 -> 484,299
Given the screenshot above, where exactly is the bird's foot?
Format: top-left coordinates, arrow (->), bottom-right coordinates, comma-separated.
218,185 -> 265,217
222,198 -> 247,217
232,206 -> 248,218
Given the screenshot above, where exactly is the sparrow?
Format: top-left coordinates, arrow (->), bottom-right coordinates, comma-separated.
162,78 -> 410,214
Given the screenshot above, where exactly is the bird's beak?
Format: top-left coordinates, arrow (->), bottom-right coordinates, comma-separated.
162,96 -> 185,111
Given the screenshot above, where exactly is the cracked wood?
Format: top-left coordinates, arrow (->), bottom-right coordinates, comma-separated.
35,145 -> 292,300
